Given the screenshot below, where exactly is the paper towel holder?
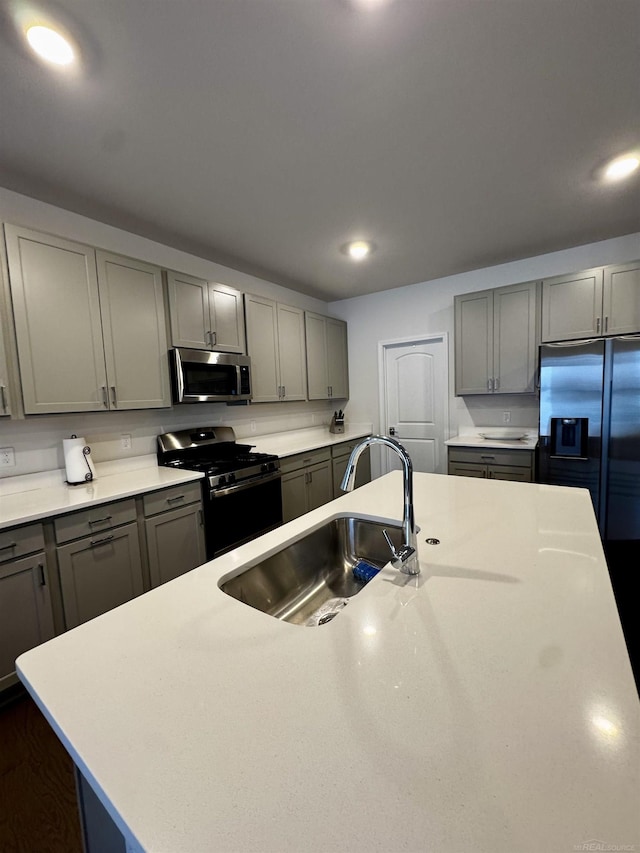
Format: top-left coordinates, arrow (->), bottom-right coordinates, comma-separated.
65,434 -> 95,485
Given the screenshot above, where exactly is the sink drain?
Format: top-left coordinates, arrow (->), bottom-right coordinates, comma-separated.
305,597 -> 349,627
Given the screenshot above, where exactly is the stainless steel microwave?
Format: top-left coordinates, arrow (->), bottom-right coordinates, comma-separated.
170,348 -> 252,404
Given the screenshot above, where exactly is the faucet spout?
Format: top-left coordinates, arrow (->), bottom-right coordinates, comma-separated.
341,435 -> 420,575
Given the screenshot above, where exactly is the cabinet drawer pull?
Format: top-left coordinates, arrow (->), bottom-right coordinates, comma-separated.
89,515 -> 112,525
90,535 -> 114,547
480,455 -> 496,461
0,541 -> 17,551
167,495 -> 185,503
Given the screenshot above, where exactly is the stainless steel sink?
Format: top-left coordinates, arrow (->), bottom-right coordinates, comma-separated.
218,516 -> 402,626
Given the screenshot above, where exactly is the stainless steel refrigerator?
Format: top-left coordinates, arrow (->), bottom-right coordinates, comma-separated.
538,336 -> 640,564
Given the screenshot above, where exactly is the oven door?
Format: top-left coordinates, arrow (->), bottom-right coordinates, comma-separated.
171,348 -> 251,403
204,473 -> 283,558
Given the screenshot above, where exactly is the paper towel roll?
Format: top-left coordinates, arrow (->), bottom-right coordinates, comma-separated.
63,435 -> 96,485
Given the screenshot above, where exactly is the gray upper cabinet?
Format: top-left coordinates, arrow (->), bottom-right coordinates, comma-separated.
0,314 -> 11,417
166,270 -> 245,353
244,294 -> 307,402
455,281 -> 539,395
604,261 -> 640,336
541,262 -> 640,342
4,225 -> 171,414
305,312 -> 349,400
96,251 -> 171,410
5,225 -> 108,414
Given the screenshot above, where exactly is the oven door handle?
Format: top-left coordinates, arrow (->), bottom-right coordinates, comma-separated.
210,470 -> 281,498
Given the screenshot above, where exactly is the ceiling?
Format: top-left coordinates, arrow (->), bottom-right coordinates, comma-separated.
0,0 -> 638,302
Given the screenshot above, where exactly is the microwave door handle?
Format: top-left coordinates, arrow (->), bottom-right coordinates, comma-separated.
236,363 -> 241,395
174,349 -> 185,403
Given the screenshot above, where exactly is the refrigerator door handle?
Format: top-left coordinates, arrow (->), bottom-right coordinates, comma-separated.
545,339 -> 600,348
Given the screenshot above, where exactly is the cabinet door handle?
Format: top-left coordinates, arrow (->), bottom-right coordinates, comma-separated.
211,330 -> 216,346
596,317 -> 601,334
487,379 -> 492,391
89,515 -> 112,525
38,564 -> 46,586
101,386 -> 109,408
198,509 -> 204,526
494,377 -> 500,390
281,385 -> 285,399
604,316 -> 609,333
0,385 -> 7,413
90,534 -> 114,547
110,385 -> 117,407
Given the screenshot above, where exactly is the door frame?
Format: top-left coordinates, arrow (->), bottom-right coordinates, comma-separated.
377,332 -> 450,476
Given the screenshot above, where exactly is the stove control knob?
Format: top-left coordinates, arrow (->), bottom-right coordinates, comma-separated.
218,476 -> 227,487
261,462 -> 270,473
228,472 -> 236,484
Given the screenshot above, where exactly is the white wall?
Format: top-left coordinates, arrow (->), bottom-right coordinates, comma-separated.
0,188 -> 335,477
329,232 -> 640,471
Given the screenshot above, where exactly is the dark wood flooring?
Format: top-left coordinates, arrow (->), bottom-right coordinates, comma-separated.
0,687 -> 82,853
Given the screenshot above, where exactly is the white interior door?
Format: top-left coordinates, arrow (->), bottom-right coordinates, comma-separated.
381,335 -> 448,474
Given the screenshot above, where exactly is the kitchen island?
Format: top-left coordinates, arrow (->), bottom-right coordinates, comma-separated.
16,471 -> 639,853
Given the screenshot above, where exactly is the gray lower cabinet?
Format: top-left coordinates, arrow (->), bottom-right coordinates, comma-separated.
0,523 -> 55,689
447,447 -> 534,482
55,499 -> 144,630
281,448 -> 333,523
143,482 -> 205,588
331,439 -> 371,499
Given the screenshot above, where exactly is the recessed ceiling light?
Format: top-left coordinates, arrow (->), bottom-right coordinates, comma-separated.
25,24 -> 75,66
603,153 -> 640,182
342,240 -> 376,261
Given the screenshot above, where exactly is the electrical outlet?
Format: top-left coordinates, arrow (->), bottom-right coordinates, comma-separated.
502,411 -> 511,424
0,447 -> 16,467
121,434 -> 132,450
250,420 -> 256,433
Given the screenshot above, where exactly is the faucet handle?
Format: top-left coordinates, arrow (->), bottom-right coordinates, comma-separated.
383,529 -> 416,570
382,528 -> 399,561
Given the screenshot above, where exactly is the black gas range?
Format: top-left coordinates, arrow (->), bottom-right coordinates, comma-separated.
157,426 -> 282,559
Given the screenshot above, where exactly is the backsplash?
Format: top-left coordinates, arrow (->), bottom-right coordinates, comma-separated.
454,393 -> 539,430
0,400 -> 337,478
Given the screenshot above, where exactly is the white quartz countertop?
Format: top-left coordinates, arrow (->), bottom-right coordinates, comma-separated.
0,464 -> 203,530
17,472 -> 639,853
248,424 -> 372,457
446,430 -> 538,450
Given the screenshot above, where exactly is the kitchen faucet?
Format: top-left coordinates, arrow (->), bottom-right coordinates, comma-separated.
340,435 -> 420,576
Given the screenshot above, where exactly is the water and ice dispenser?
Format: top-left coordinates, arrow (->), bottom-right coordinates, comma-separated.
550,417 -> 589,458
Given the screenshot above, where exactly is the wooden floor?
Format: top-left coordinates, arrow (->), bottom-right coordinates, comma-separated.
0,687 -> 82,853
